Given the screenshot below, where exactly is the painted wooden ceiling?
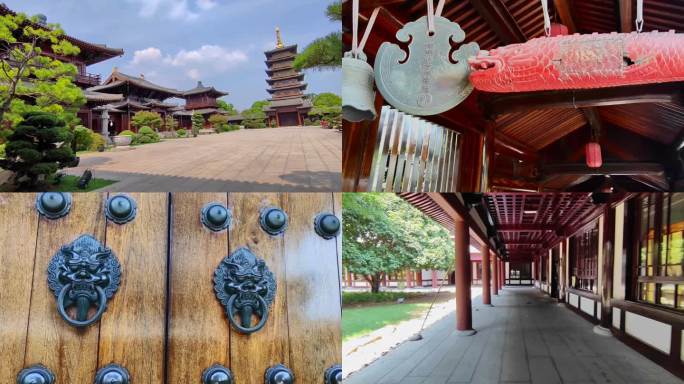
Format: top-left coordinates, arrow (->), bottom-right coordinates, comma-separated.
344,0 -> 684,190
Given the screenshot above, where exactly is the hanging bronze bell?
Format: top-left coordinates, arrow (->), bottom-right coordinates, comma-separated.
342,51 -> 377,122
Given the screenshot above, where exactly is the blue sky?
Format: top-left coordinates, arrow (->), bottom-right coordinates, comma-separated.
5,0 -> 341,110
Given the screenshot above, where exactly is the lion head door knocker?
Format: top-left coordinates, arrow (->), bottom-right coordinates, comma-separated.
213,247 -> 276,334
47,234 -> 121,328
374,13 -> 479,116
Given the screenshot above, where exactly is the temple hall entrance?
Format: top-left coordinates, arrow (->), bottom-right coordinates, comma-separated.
278,112 -> 300,127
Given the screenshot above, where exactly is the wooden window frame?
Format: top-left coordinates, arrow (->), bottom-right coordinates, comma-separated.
569,221 -> 599,294
631,193 -> 684,311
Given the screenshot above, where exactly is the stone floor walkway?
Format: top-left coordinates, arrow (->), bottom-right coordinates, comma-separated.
344,287 -> 683,384
66,127 -> 341,192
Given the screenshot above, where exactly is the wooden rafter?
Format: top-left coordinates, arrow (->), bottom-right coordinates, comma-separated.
468,0 -> 526,44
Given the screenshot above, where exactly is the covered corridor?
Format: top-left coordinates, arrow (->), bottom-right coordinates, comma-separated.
344,193 -> 683,383
344,287 -> 681,384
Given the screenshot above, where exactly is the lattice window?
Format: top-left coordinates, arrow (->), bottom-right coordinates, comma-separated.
368,106 -> 460,192
570,222 -> 599,293
637,193 -> 684,309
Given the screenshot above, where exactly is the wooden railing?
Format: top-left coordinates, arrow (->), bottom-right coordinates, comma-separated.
76,73 -> 101,86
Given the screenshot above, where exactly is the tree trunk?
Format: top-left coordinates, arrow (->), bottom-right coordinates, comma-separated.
367,272 -> 383,293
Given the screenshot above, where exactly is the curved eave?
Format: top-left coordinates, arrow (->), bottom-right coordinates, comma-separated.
267,83 -> 308,94
264,55 -> 296,64
182,89 -> 229,98
266,73 -> 304,84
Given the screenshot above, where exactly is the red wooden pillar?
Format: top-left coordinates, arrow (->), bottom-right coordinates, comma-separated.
406,269 -> 412,288
416,271 -> 422,287
482,246 -> 491,305
431,270 -> 438,288
499,259 -> 504,289
454,220 -> 475,334
492,255 -> 499,295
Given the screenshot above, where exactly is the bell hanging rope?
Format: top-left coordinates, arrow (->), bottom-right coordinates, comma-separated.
374,0 -> 479,116
468,0 -> 684,93
342,1 -> 380,122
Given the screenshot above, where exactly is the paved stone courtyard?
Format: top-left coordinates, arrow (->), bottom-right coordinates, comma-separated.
344,287 -> 682,384
66,126 -> 341,191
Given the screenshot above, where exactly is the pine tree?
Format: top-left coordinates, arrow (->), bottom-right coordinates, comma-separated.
0,12 -> 85,128
191,113 -> 204,137
0,111 -> 78,189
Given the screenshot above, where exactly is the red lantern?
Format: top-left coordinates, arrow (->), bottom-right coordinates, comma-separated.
585,142 -> 603,168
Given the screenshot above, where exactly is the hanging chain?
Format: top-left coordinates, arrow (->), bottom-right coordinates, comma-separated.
635,0 -> 644,33
351,0 -> 380,58
541,0 -> 551,37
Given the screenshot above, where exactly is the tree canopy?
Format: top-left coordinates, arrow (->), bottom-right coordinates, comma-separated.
131,111 -> 162,131
241,100 -> 268,128
217,100 -> 238,115
293,1 -> 342,71
343,193 -> 454,292
0,12 -> 85,131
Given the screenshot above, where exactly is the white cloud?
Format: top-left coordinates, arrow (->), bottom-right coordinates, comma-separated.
128,45 -> 248,83
166,45 -> 249,71
127,0 -> 218,21
187,69 -> 201,80
196,0 -> 217,10
132,47 -> 163,65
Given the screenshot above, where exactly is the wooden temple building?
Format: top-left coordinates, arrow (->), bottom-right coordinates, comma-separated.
263,28 -> 311,127
0,4 -> 231,135
342,0 -> 684,192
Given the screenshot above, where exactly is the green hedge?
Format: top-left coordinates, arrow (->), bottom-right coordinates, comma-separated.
342,291 -> 424,305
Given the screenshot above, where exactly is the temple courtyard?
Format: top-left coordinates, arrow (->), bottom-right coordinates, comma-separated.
344,287 -> 682,384
66,126 -> 341,192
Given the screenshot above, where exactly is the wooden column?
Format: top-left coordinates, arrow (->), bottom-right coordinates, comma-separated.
454,220 -> 475,334
482,246 -> 491,305
431,270 -> 438,288
406,269 -> 412,288
600,205 -> 616,330
492,255 -> 499,295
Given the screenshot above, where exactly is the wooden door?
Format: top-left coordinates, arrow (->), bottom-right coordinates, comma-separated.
0,193 -> 341,383
167,193 -> 342,383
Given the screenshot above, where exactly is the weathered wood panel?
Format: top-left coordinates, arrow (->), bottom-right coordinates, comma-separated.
98,193 -> 168,383
167,193 -> 230,382
283,193 -> 342,382
228,193 -> 290,384
0,194 -> 40,381
24,193 -> 107,383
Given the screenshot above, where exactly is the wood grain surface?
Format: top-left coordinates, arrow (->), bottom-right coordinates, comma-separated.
228,193 -> 290,384
98,193 -> 168,384
283,193 -> 342,382
0,194 -> 40,381
167,193 -> 230,382
24,193 -> 106,383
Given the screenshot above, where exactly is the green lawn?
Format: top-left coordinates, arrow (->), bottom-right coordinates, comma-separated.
342,302 -> 431,341
50,175 -> 116,192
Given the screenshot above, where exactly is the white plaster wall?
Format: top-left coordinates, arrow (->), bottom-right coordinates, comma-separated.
569,293 -> 579,307
580,296 -> 595,316
597,306 -> 601,320
613,203 -> 625,300
625,311 -> 672,354
565,239 -> 570,293
505,262 -> 509,280
613,307 -> 621,328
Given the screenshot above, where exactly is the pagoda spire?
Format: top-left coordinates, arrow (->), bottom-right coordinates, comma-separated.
275,26 -> 284,49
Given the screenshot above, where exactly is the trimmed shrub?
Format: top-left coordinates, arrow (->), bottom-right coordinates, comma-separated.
0,112 -> 78,188
0,143 -> 5,158
89,132 -> 106,152
119,130 -> 136,137
131,126 -> 160,145
177,129 -> 187,137
73,125 -> 94,152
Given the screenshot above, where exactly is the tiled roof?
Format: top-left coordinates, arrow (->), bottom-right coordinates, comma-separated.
89,71 -> 181,97
182,81 -> 228,97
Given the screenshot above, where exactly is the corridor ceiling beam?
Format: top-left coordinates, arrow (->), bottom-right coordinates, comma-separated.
468,0 -> 526,44
484,83 -> 683,118
497,224 -> 555,232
